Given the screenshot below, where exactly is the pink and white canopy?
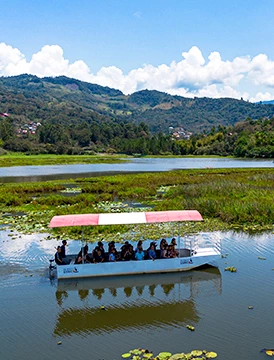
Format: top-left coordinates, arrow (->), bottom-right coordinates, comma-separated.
49,210 -> 203,228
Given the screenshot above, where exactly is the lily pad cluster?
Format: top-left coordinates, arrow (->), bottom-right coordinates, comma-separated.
121,349 -> 217,359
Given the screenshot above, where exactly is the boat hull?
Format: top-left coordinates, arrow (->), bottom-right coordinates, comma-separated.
56,253 -> 220,279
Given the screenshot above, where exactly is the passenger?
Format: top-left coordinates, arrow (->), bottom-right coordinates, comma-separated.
108,248 -> 116,262
147,242 -> 157,260
75,245 -> 91,264
55,246 -> 64,265
135,247 -> 145,261
93,248 -> 104,263
135,240 -> 143,252
121,241 -> 134,261
160,244 -> 169,259
97,241 -> 105,257
160,238 -> 167,252
167,245 -> 177,258
170,238 -> 179,257
60,240 -> 70,264
108,241 -> 120,260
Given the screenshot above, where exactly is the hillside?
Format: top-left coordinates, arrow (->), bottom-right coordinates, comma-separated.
1,74 -> 274,134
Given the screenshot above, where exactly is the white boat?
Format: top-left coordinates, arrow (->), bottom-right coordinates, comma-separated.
49,210 -> 221,280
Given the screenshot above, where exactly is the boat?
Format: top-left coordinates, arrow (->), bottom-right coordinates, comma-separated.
49,210 -> 221,280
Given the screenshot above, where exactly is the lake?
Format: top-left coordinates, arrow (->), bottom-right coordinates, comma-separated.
1,157 -> 273,182
1,229 -> 274,360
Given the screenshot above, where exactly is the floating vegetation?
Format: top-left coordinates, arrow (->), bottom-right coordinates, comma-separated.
186,325 -> 195,331
60,187 -> 82,194
258,256 -> 266,260
121,348 -> 217,359
261,348 -> 274,356
224,266 -> 237,272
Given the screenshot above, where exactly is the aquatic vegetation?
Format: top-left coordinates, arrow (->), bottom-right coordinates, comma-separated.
1,168 -> 274,238
261,348 -> 274,357
121,348 -> 217,359
186,324 -> 195,331
0,153 -> 128,167
224,266 -> 237,272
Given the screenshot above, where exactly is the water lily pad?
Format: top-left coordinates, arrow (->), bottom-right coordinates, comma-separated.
121,353 -> 131,359
206,351 -> 217,358
191,350 -> 203,356
169,354 -> 186,360
131,349 -> 142,356
157,352 -> 172,359
143,353 -> 154,359
186,325 -> 195,331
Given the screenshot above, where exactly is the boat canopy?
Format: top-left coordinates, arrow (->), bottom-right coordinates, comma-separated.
49,210 -> 203,228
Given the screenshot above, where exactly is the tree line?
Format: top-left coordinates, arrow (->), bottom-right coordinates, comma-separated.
0,115 -> 273,158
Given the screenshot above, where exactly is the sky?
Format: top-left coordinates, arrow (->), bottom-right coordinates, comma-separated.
1,0 -> 274,102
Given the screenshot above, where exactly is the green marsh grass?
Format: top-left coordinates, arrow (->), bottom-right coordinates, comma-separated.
1,168 -> 273,239
0,153 -> 128,167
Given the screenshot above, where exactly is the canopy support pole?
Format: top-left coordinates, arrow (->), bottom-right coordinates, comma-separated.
81,228 -> 84,264
178,223 -> 181,259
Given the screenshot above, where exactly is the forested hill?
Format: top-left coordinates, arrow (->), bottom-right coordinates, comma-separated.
1,74 -> 274,133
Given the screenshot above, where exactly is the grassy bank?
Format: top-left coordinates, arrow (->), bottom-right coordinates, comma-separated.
1,168 -> 273,241
0,153 -> 128,167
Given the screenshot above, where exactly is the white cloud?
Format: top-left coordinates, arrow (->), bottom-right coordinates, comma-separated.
133,11 -> 141,18
249,91 -> 274,103
1,42 -> 274,101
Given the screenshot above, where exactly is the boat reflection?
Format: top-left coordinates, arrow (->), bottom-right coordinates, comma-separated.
54,268 -> 222,337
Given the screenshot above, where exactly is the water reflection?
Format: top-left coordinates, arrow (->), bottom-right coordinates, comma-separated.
54,269 -> 221,337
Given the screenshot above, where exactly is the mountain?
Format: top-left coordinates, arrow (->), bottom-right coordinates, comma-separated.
257,100 -> 274,105
1,74 -> 274,133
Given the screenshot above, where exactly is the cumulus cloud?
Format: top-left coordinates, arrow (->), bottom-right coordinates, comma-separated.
1,42 -> 274,101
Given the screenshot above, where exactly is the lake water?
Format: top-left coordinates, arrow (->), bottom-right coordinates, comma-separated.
1,229 -> 274,360
1,157 -> 273,182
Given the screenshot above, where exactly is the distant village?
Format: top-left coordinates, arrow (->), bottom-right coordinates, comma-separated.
169,126 -> 192,140
17,121 -> 41,135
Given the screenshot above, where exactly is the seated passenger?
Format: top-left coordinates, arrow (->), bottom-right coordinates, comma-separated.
135,248 -> 145,261
135,240 -> 143,252
75,245 -> 91,264
160,244 -> 169,259
108,241 -> 120,261
167,245 -> 177,258
93,248 -> 104,263
147,242 -> 157,260
97,241 -> 105,257
170,238 -> 179,257
121,241 -> 134,261
160,238 -> 168,252
55,246 -> 64,265
108,248 -> 116,262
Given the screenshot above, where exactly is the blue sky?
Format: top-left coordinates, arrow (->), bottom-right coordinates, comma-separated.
1,0 -> 274,101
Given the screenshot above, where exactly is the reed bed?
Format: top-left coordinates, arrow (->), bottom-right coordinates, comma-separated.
1,168 -> 273,240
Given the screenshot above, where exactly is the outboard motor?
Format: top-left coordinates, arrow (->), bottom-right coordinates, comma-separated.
49,259 -> 56,279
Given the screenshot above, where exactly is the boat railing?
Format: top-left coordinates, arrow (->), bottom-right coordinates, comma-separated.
184,234 -> 222,255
